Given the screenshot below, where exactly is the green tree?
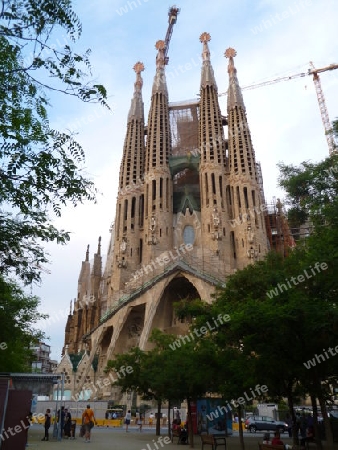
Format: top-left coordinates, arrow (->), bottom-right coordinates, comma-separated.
0,274 -> 47,371
0,0 -> 108,283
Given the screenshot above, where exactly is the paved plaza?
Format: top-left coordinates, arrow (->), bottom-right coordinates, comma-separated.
24,424 -> 304,450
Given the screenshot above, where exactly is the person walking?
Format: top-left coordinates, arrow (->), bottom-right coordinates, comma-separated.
41,408 -> 51,441
137,414 -> 143,432
82,404 -> 96,443
124,410 -> 132,432
63,408 -> 72,438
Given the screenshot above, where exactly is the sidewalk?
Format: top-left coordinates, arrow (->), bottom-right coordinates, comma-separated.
25,424 -> 297,450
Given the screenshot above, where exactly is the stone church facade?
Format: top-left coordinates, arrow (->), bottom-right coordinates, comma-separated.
58,33 -> 269,402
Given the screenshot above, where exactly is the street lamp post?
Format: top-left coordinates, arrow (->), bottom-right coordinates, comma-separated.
57,373 -> 65,441
52,373 -> 65,441
52,377 -> 59,439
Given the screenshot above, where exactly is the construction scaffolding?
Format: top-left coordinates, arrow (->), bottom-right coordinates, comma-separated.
264,199 -> 295,257
169,99 -> 200,156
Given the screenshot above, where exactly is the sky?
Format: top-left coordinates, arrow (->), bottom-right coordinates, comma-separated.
31,0 -> 338,361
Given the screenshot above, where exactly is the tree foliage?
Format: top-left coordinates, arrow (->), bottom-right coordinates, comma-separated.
0,0 -> 109,283
0,273 -> 47,371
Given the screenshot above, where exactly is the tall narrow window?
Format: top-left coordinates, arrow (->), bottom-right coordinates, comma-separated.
139,239 -> 143,263
236,186 -> 241,208
219,176 -> 223,198
145,184 -> 149,218
139,194 -> 144,227
211,173 -> 216,195
131,197 -> 136,219
117,203 -> 121,238
243,187 -> 249,209
230,231 -> 236,259
124,199 -> 128,221
205,173 -> 209,206
152,179 -> 156,201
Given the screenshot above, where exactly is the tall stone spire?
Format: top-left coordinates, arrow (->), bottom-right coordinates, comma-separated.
225,47 -> 256,179
119,62 -> 145,190
199,32 -> 226,167
128,61 -> 145,122
143,39 -> 172,258
200,32 -> 217,88
152,40 -> 168,97
198,32 -> 228,264
225,48 -> 268,268
225,47 -> 245,111
113,62 -> 146,290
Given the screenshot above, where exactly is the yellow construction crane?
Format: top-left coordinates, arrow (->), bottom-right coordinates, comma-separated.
163,6 -> 180,65
219,62 -> 338,155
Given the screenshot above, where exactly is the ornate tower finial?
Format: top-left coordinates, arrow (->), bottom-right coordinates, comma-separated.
97,236 -> 102,255
199,32 -> 216,88
200,32 -> 211,64
127,61 -> 145,124
199,31 -> 211,43
155,40 -> 166,70
86,245 -> 89,262
224,47 -> 245,111
225,47 -> 237,75
133,61 -> 144,91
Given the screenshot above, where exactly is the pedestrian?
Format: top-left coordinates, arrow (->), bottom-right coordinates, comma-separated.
63,408 -> 72,438
125,409 -> 132,432
57,406 -> 65,438
82,404 -> 96,443
149,412 -> 154,427
137,414 -> 143,432
41,408 -> 51,441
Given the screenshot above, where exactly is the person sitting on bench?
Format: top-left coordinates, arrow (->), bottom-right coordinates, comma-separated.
300,425 -> 314,449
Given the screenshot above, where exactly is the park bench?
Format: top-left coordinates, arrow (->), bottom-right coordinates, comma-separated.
200,433 -> 226,450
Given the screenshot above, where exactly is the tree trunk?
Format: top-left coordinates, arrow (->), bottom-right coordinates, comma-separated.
187,398 -> 194,448
156,399 -> 162,436
311,394 -> 323,450
237,406 -> 245,450
286,382 -> 299,448
317,393 -> 334,450
167,402 -> 171,438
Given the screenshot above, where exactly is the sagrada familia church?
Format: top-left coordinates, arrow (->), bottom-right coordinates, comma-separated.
57,10 -> 275,402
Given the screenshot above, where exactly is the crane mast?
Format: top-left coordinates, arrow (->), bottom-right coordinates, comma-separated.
219,62 -> 338,154
309,62 -> 336,155
164,6 -> 180,65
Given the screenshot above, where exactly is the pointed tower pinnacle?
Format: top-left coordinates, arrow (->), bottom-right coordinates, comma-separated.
86,245 -> 89,262
225,47 -> 245,111
200,32 -> 217,88
119,62 -> 145,191
128,61 -> 145,122
225,47 -> 256,178
97,236 -> 101,256
152,40 -> 168,97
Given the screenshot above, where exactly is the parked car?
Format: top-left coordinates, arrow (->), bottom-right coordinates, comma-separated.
244,415 -> 289,433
